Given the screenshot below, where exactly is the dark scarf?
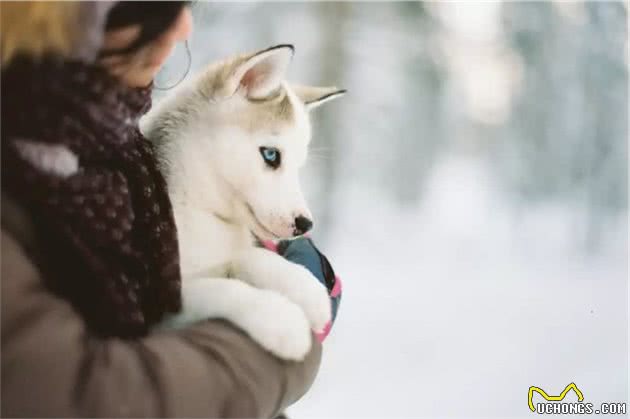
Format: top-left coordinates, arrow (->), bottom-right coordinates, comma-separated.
1,56 -> 181,338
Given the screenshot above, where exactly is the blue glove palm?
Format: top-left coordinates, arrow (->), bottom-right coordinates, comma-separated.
262,237 -> 341,341
277,237 -> 341,324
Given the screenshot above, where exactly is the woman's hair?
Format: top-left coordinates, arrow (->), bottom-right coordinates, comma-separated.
0,2 -> 81,65
100,1 -> 189,57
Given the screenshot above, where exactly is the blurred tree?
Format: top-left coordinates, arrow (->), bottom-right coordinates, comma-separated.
496,2 -> 627,227
389,2 -> 445,205
309,1 -> 350,241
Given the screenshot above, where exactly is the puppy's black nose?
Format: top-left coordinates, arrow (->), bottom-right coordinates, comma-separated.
294,216 -> 313,235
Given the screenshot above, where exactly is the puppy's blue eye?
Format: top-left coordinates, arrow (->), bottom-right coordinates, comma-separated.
259,147 -> 281,169
263,148 -> 277,161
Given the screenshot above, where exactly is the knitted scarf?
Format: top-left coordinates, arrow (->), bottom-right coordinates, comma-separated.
1,56 -> 181,338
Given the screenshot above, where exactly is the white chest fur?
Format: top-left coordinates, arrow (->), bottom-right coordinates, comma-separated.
172,203 -> 252,280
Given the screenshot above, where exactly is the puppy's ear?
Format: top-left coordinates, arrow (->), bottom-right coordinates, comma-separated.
227,44 -> 294,99
292,85 -> 346,110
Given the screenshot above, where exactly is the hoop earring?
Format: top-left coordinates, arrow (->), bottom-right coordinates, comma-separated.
154,40 -> 192,91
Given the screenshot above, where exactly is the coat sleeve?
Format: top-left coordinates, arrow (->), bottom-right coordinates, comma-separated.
1,229 -> 321,418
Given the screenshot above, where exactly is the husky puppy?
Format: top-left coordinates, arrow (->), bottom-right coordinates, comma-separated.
141,45 -> 345,360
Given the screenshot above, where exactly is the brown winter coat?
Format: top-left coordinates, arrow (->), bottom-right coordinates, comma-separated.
1,193 -> 322,417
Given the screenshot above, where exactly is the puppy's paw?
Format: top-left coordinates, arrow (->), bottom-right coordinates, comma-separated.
236,290 -> 313,361
281,265 -> 332,333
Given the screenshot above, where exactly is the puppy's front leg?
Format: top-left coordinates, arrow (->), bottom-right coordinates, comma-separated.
157,277 -> 313,361
232,248 -> 331,332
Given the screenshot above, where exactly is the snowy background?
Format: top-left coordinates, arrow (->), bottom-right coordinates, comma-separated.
156,2 -> 628,418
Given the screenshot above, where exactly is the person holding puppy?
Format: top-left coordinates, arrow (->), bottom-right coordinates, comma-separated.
1,2 -> 340,417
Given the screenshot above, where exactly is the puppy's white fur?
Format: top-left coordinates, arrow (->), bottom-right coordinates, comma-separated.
141,45 -> 344,360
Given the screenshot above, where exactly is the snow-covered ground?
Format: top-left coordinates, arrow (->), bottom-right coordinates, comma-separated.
291,157 -> 628,418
